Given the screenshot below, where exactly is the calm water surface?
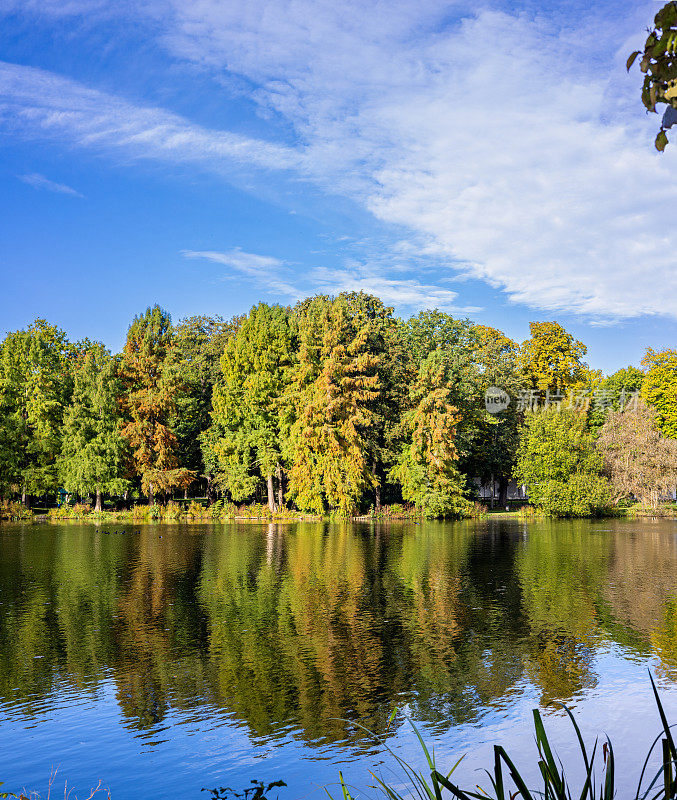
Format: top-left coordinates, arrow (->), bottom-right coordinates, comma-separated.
2,519 -> 677,798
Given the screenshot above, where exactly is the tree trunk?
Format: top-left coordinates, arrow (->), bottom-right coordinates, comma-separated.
498,477 -> 509,508
21,489 -> 28,508
267,474 -> 277,512
184,487 -> 189,500
95,488 -> 102,513
489,473 -> 495,509
148,483 -> 154,507
276,463 -> 284,508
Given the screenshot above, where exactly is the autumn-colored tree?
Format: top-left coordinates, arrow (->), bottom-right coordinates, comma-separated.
0,320 -> 72,502
597,400 -> 677,508
120,306 -> 193,503
519,321 -> 588,394
391,350 -> 469,517
330,292 -> 410,506
59,343 -> 129,511
402,311 -> 483,463
206,303 -> 294,510
628,2 -> 677,150
287,296 -> 379,515
641,348 -> 677,438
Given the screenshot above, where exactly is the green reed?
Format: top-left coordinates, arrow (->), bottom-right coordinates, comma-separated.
328,674 -> 677,800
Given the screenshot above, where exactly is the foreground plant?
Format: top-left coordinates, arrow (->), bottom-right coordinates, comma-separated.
329,674 -> 677,800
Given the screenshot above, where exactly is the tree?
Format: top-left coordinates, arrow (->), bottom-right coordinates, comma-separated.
628,2 -> 677,151
0,320 -> 72,503
206,303 -> 294,510
402,311 -> 484,465
463,324 -> 521,505
59,344 -> 129,511
120,306 -> 193,504
286,296 -> 379,515
519,322 -> 588,394
391,350 -> 469,517
514,407 -> 611,517
641,348 -> 677,438
597,400 -> 677,508
587,365 -> 644,432
329,292 -> 409,507
172,314 -> 242,496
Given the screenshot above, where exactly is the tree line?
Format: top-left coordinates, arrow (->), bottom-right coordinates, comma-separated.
2,291 -> 677,516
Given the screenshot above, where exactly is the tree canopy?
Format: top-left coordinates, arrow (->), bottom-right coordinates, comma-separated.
0,297 -> 672,519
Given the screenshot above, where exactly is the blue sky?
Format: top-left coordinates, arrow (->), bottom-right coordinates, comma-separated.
1,0 -> 676,372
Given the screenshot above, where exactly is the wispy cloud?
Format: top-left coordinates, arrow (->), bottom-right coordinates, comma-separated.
0,60 -> 301,176
183,248 -> 477,313
309,263 -> 479,314
19,172 -> 83,197
3,2 -> 677,320
182,248 -> 300,298
162,0 -> 677,320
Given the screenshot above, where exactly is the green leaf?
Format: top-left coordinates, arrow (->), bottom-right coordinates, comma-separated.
656,129 -> 669,151
627,50 -> 641,71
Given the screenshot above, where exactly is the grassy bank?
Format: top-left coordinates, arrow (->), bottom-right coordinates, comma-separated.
0,500 -> 491,524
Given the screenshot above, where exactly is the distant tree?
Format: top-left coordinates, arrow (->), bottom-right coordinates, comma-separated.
328,292 -> 409,506
402,311 -> 483,464
514,407 -> 611,517
59,344 -> 129,511
597,400 -> 677,508
641,348 -> 677,438
120,306 -> 193,504
287,296 -> 379,515
172,314 -> 242,495
628,2 -> 677,150
0,320 -> 72,503
519,321 -> 588,394
463,324 -> 521,505
391,350 -> 469,517
587,365 -> 644,432
206,303 -> 294,510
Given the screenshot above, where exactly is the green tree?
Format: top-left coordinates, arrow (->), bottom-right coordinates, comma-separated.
206,303 -> 294,510
514,407 -> 611,517
628,2 -> 677,151
402,311 -> 483,465
120,306 -> 193,503
391,350 -> 469,517
641,348 -> 677,438
59,343 -> 129,511
519,321 -> 588,394
463,324 -> 521,505
587,365 -> 644,432
172,314 -> 242,497
326,292 -> 409,506
0,320 -> 72,503
287,296 -> 379,514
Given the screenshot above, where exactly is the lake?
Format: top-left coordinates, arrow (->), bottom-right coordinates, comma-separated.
2,518 -> 677,798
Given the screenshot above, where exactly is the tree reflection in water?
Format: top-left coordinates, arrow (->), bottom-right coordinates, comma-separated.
2,519 -> 677,749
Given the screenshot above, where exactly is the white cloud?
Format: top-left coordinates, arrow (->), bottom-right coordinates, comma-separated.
19,172 -> 83,197
161,0 -> 677,320
0,60 -> 301,175
183,248 -> 478,313
3,1 -> 677,320
182,248 -> 300,298
309,263 -> 479,314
